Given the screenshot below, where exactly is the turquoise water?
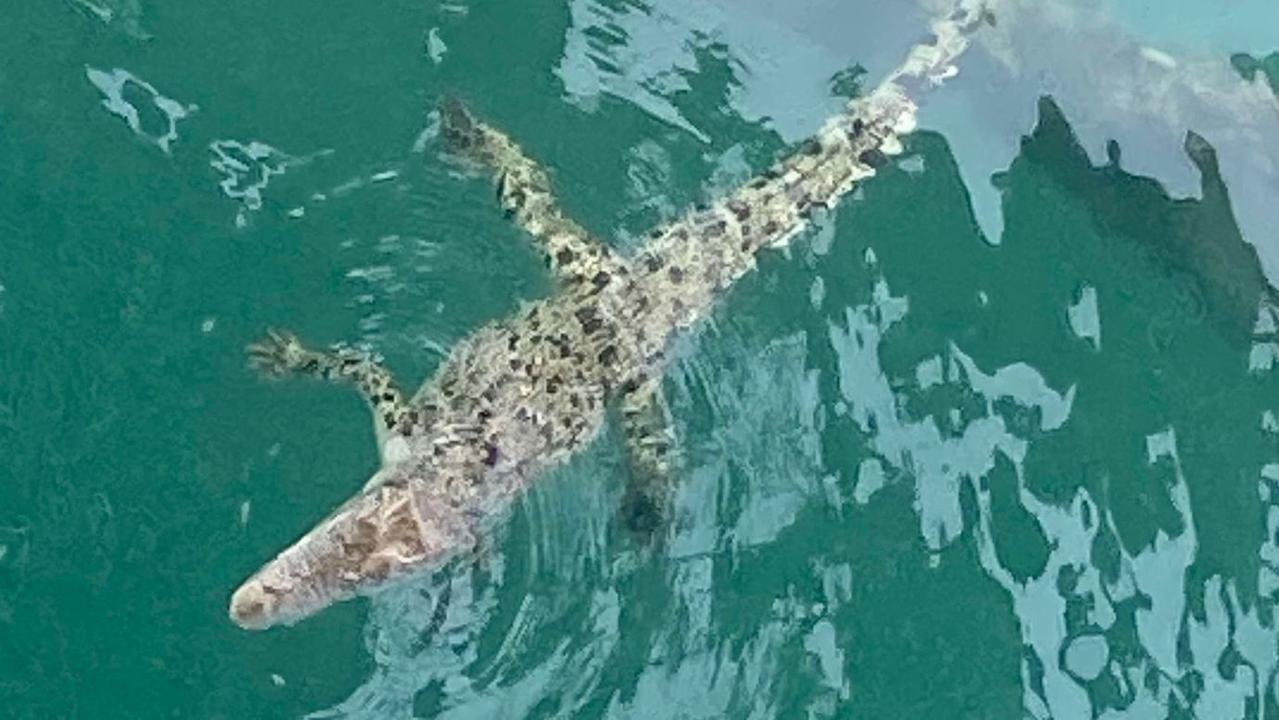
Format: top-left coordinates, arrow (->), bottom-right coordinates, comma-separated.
2,1 -> 1279,718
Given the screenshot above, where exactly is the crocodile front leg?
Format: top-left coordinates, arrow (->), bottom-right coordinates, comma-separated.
438,98 -> 626,287
248,330 -> 419,450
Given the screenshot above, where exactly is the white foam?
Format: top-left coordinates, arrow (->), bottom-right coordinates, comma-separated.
69,0 -> 113,23
803,619 -> 849,697
809,275 -> 826,309
1144,426 -> 1177,464
953,344 -> 1076,431
1067,285 -> 1101,350
915,354 -> 944,389
68,0 -> 150,39
1254,300 -> 1279,335
426,27 -> 448,64
808,212 -> 837,257
208,140 -> 290,212
898,154 -> 927,175
1063,634 -> 1109,680
853,458 -> 886,505
411,110 -> 441,154
1139,46 -> 1177,69
1249,341 -> 1279,373
85,66 -> 196,154
208,141 -> 329,223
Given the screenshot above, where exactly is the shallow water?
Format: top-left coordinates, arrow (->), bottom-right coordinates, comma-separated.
2,1 -> 1279,718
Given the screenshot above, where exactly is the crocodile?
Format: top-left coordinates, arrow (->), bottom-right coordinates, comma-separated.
228,2 -> 990,630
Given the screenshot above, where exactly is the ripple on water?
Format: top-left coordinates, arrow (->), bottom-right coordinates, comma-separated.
828,256 -> 1279,717
297,2 -> 1279,716
312,319 -> 842,717
208,140 -> 333,228
67,0 -> 150,39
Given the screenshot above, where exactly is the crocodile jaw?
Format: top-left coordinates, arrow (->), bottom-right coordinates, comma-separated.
229,479 -> 464,630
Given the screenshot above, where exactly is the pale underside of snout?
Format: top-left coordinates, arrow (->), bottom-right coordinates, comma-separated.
228,479 -> 464,630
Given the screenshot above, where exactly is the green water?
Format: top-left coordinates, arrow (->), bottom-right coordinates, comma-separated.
3,2 -> 1279,718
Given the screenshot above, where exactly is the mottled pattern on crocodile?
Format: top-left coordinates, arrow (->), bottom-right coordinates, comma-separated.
230,0 -> 990,630
405,93 -> 917,506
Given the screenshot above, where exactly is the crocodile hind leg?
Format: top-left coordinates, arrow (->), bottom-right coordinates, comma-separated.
248,330 -> 418,449
617,376 -> 678,537
438,98 -> 624,286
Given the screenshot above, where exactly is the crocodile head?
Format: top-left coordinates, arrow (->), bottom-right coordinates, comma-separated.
228,467 -> 474,630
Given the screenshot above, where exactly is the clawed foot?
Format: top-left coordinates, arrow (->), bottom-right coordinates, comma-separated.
247,329 -> 316,378
438,97 -> 481,152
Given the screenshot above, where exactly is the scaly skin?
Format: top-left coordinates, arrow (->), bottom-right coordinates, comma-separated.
229,2 -> 989,630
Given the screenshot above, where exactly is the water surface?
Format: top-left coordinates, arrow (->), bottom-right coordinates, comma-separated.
2,1 -> 1279,718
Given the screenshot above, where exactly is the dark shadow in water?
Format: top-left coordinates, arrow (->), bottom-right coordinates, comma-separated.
999,95 -> 1273,347
1231,51 -> 1279,97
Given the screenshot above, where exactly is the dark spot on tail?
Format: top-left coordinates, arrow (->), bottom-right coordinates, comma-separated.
858,148 -> 888,168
